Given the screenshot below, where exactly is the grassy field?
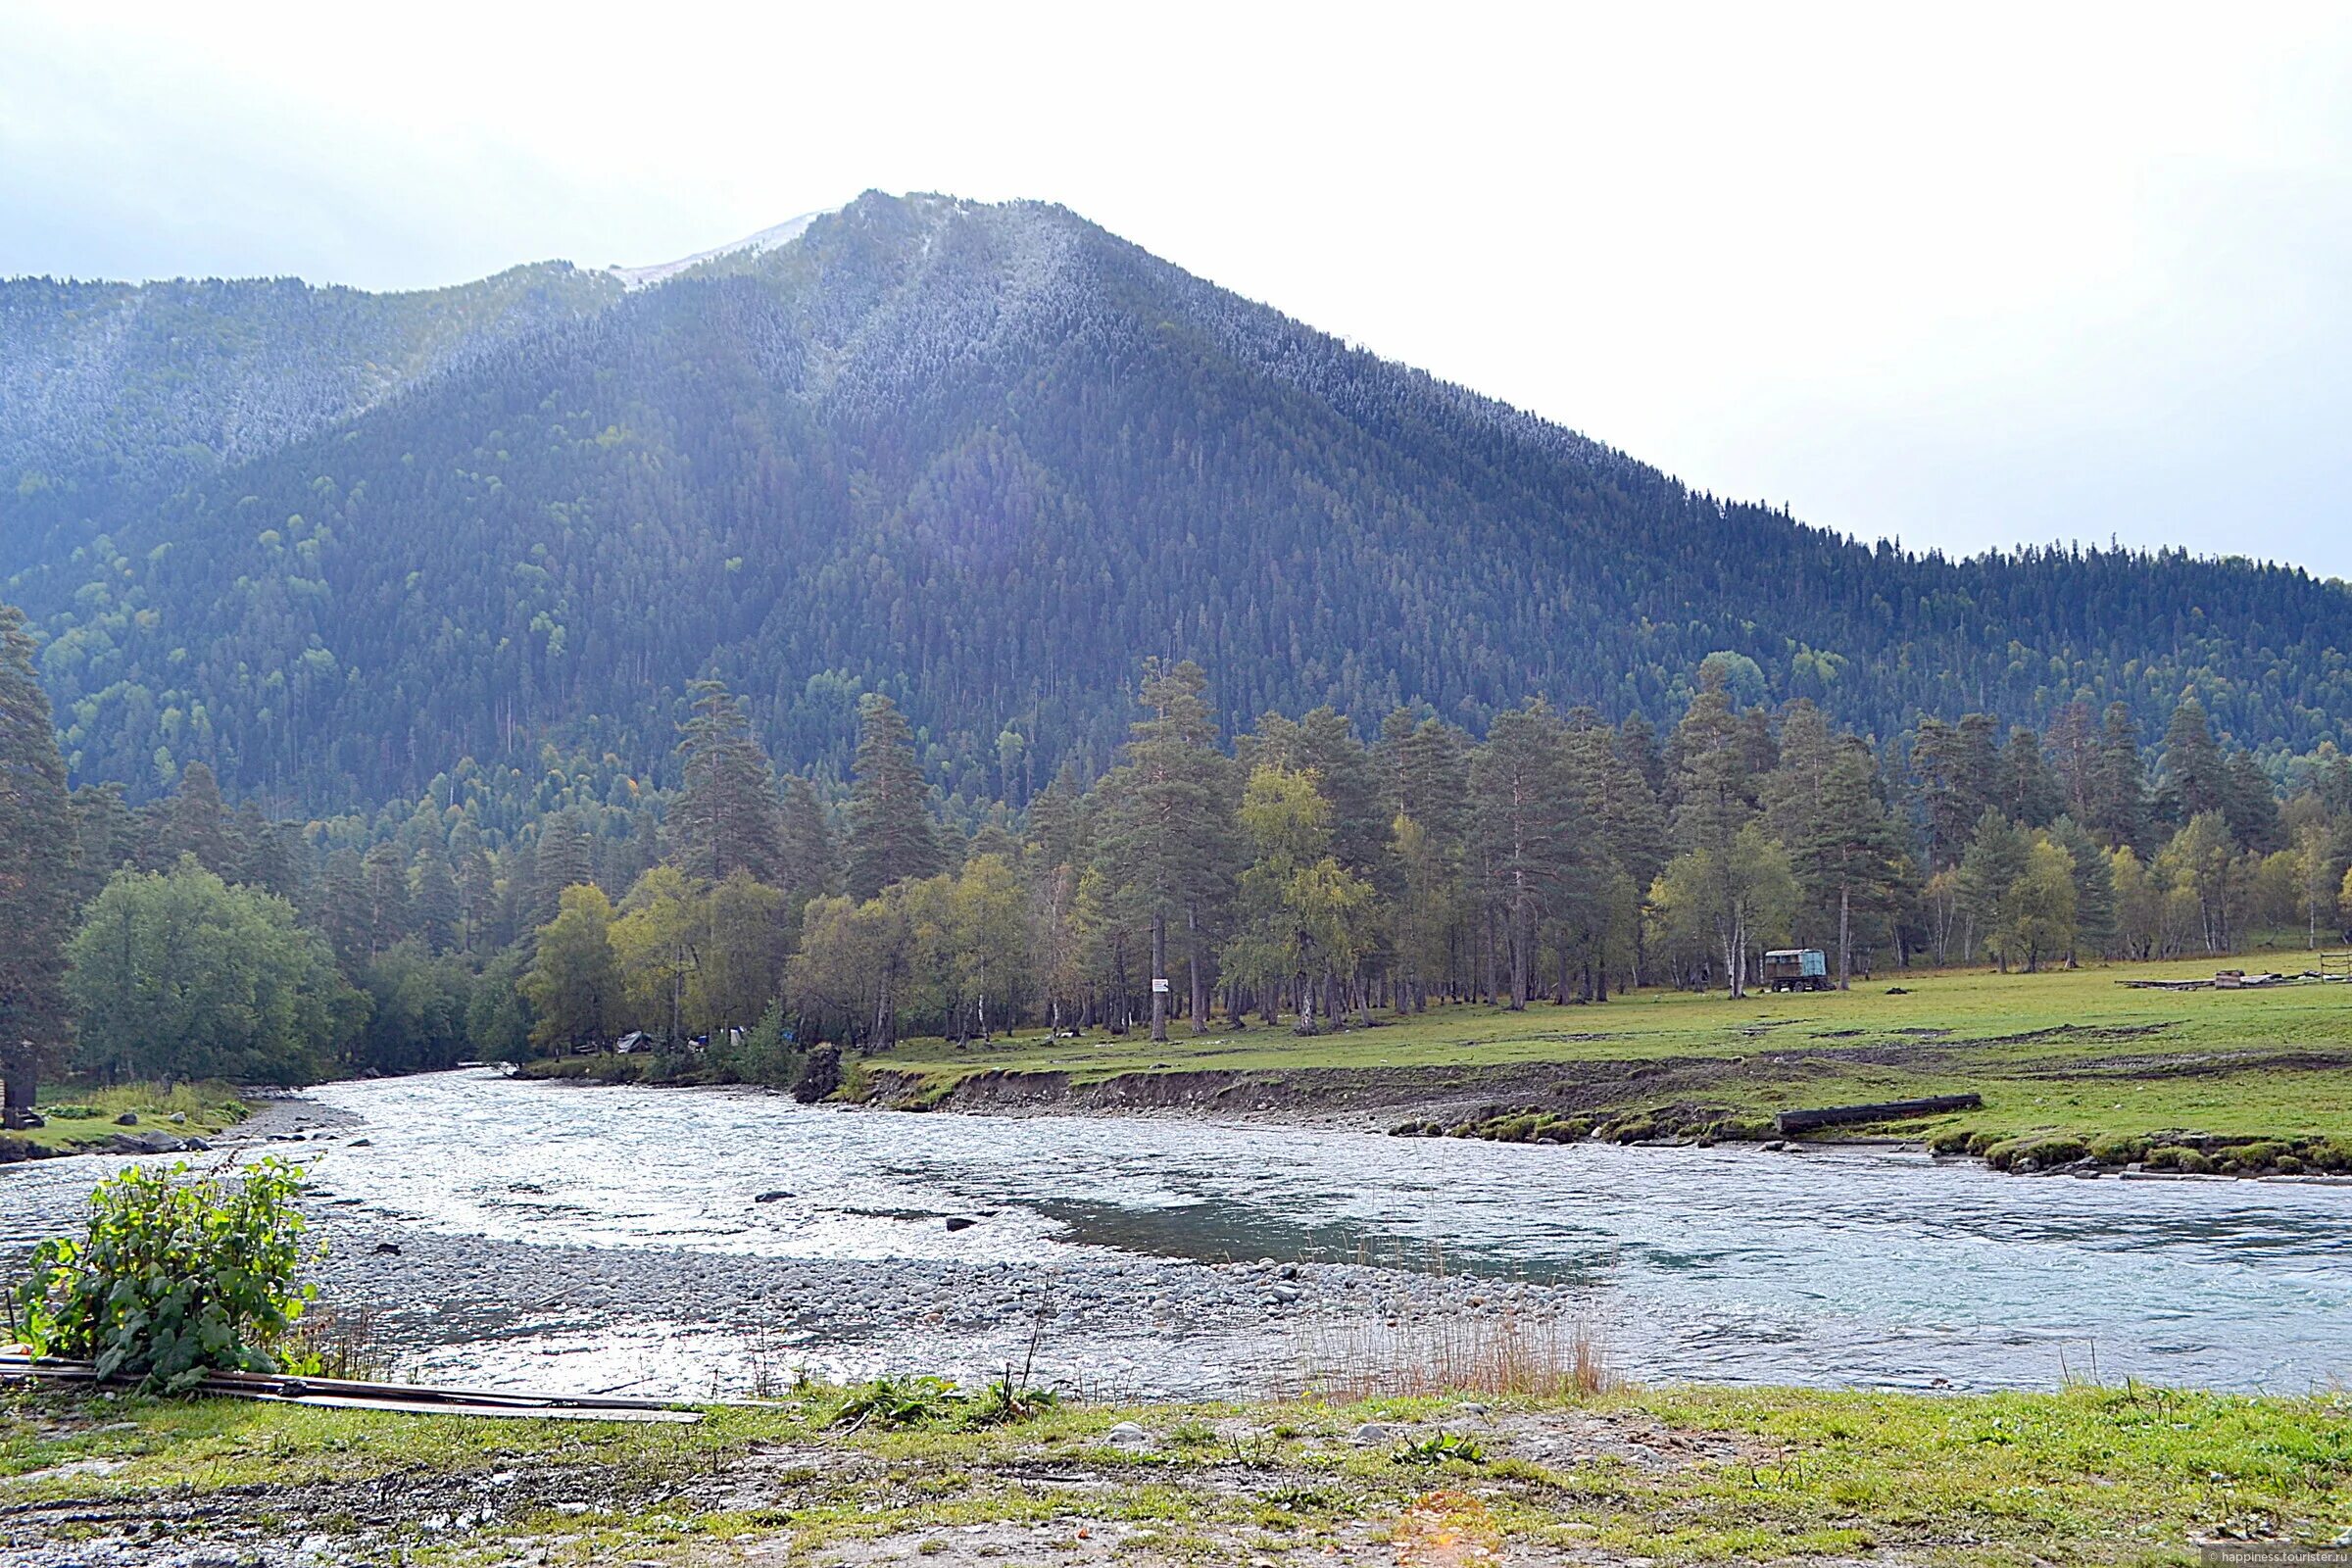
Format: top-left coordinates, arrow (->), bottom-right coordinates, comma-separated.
862,956 -> 2352,1172
0,1080 -> 250,1157
3,1381 -> 2347,1564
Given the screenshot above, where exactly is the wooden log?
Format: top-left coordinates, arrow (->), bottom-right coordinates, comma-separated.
0,1354 -> 702,1421
1775,1094 -> 1982,1135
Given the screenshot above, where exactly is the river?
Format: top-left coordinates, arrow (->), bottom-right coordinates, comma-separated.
4,1069 -> 2347,1398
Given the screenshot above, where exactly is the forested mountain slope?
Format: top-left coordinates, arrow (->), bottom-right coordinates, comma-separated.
0,263 -> 620,573
6,191 -> 2350,813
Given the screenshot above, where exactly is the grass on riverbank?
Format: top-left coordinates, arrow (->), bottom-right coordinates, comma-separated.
0,1080 -> 249,1157
3,1380 -> 2347,1564
858,956 -> 2352,1170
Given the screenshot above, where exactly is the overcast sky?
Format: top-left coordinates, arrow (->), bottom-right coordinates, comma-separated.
6,1 -> 2350,577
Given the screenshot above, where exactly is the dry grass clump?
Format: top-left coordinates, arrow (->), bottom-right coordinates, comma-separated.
1291,1310 -> 1614,1401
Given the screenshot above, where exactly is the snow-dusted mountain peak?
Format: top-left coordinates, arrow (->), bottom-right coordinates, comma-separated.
608,209 -> 834,289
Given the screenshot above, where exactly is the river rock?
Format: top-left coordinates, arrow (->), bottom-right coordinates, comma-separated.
945,1216 -> 977,1232
754,1191 -> 794,1202
1349,1422 -> 1396,1446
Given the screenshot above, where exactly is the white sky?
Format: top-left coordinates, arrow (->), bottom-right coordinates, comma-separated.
6,1 -> 2350,577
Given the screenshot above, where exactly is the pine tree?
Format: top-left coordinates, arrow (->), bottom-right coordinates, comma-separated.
1789,738 -> 1907,987
671,680 -> 786,882
66,782 -> 135,907
844,693 -> 941,900
163,761 -> 237,877
1468,700 -> 1572,1009
777,773 -> 838,911
2051,815 -> 2118,960
1999,726 -> 2063,828
2157,698 -> 2229,828
1910,715 -> 2000,869
318,848 -> 369,963
2088,703 -> 2150,852
361,842 -> 411,956
1955,809 -> 2031,967
1094,660 -> 1237,1040
2221,752 -> 2284,853
0,604 -> 76,1125
411,848 -> 462,955
531,810 -> 594,930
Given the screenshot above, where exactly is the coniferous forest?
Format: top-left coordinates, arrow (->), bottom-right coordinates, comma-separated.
6,192 -> 2352,1101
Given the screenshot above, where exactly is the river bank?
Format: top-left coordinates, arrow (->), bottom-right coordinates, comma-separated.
830,967 -> 2352,1181
0,1081 -> 260,1163
4,1380 -> 2348,1566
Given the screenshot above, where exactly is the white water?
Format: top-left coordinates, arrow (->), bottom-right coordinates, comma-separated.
7,1069 -> 2349,1393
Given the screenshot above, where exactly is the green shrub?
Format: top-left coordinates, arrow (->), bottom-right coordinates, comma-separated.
827,1372 -> 1058,1431
1393,1431 -> 1488,1466
2144,1146 -> 2215,1174
13,1157 -> 319,1394
829,1374 -> 959,1429
2087,1135 -> 2149,1166
1985,1136 -> 2087,1171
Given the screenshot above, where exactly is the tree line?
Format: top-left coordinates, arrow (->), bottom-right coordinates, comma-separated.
10,600 -> 2352,1117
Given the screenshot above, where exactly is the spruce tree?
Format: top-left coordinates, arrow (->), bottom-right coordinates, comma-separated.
672,680 -> 786,883
2157,698 -> 2229,827
844,693 -> 941,900
361,842 -> 411,956
411,848 -> 462,955
2051,815 -> 2118,960
777,773 -> 839,909
164,760 -> 237,876
0,604 -> 75,1125
2089,703 -> 2150,852
531,810 -> 595,929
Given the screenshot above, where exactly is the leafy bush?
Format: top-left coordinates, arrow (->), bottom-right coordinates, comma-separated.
11,1157 -> 319,1393
1393,1431 -> 1488,1466
827,1371 -> 1060,1431
829,1373 -> 960,1429
961,1371 -> 1059,1428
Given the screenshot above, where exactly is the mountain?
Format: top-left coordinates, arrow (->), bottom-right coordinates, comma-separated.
605,211 -> 830,290
5,190 -> 2350,817
0,263 -> 619,574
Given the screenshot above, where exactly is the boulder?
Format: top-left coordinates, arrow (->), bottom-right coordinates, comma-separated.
755,1190 -> 794,1203
1102,1421 -> 1152,1446
1348,1422 -> 1396,1446
114,1111 -> 139,1126
944,1216 -> 977,1232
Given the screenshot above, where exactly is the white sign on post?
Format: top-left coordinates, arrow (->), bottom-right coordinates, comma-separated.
1151,977 -> 1171,994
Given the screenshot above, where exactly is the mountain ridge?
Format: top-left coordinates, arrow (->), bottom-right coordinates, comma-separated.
4,190 -> 2349,815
